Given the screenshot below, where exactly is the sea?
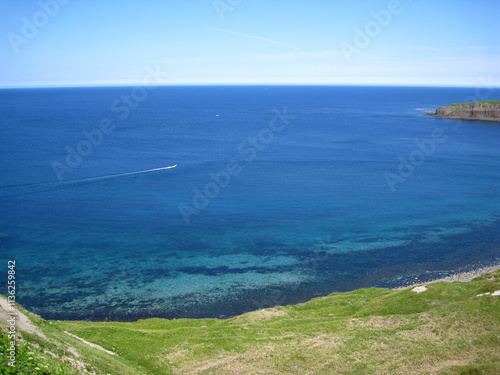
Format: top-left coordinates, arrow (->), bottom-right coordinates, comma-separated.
0,86 -> 499,321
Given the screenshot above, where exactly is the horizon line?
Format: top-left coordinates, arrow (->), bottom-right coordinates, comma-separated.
1,83 -> 499,90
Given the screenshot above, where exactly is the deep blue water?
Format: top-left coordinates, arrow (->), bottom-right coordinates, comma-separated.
0,86 -> 499,320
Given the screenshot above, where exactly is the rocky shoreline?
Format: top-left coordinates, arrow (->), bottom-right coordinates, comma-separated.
393,262 -> 500,290
423,101 -> 500,122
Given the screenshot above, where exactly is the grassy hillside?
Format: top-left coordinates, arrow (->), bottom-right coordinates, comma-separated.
2,271 -> 500,374
448,100 -> 500,107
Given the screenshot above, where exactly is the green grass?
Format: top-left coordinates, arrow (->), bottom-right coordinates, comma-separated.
2,271 -> 500,374
448,100 -> 500,107
0,301 -> 149,375
0,329 -> 80,375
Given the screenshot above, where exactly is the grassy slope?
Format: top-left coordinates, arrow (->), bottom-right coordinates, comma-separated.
2,271 -> 500,374
0,301 -> 149,375
448,100 -> 500,107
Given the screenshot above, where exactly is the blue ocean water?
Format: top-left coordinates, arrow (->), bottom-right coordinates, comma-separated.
0,86 -> 499,320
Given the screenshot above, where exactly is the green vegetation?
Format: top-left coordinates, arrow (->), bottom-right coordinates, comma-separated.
0,329 -> 80,375
0,302 -> 148,375
2,271 -> 500,374
448,100 -> 500,107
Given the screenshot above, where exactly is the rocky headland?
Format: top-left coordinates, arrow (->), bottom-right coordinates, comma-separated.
423,100 -> 500,122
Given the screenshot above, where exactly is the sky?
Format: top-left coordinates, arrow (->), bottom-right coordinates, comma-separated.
0,0 -> 499,88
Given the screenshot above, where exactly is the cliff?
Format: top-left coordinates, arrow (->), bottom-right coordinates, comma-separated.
424,100 -> 500,122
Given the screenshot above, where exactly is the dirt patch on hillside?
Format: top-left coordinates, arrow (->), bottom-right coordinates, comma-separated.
0,295 -> 47,340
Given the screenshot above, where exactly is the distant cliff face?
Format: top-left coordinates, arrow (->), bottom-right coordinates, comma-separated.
434,102 -> 500,122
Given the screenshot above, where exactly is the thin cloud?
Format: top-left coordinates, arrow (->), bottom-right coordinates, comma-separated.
207,27 -> 300,51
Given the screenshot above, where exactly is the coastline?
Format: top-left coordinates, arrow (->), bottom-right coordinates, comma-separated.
392,261 -> 500,290
2,265 -> 499,374
2,261 -> 499,323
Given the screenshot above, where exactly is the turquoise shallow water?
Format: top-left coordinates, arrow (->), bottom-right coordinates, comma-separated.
0,86 -> 499,320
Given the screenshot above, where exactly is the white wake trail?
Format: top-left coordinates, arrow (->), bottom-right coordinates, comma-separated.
0,165 -> 178,190
67,165 -> 178,184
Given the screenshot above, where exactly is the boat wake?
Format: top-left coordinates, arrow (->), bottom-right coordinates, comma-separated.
0,165 -> 178,191
71,165 -> 178,184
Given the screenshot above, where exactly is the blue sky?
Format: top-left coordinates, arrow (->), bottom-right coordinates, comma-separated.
1,0 -> 499,87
